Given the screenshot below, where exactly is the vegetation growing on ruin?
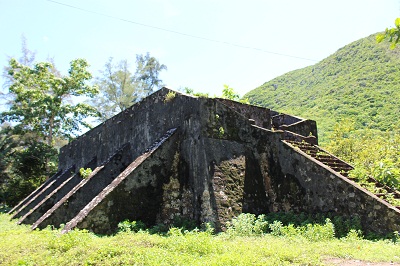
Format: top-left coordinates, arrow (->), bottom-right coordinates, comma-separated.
0,212 -> 399,265
164,90 -> 176,103
325,119 -> 400,198
245,33 -> 400,196
0,41 -> 168,206
79,168 -> 92,179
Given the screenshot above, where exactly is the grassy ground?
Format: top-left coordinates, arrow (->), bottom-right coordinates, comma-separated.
0,213 -> 399,266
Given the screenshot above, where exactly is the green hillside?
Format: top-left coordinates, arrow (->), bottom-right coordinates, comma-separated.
245,33 -> 400,143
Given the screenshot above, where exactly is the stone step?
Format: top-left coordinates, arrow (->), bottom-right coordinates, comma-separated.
319,160 -> 352,168
315,156 -> 346,162
330,167 -> 351,174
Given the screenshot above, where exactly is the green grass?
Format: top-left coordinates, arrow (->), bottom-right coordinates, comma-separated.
1,213 -> 399,265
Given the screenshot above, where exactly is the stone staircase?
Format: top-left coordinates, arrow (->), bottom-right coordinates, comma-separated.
283,140 -> 400,210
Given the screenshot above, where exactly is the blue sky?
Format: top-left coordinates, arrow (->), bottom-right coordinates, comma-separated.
0,0 -> 399,98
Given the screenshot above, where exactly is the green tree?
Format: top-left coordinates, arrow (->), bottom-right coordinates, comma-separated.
92,53 -> 167,121
0,125 -> 59,206
0,58 -> 99,146
0,57 -> 99,205
135,53 -> 167,96
1,36 -> 36,106
221,84 -> 250,104
91,58 -> 137,120
221,84 -> 240,101
377,18 -> 400,49
0,128 -> 16,203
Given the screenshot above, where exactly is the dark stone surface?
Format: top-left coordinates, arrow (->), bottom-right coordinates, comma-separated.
13,166 -> 75,220
11,88 -> 399,235
33,144 -> 132,229
67,129 -> 179,234
20,172 -> 82,225
278,141 -> 400,234
216,98 -> 275,129
8,170 -> 62,215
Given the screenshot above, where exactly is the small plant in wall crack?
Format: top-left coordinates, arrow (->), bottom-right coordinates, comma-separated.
79,167 -> 92,179
218,126 -> 225,138
164,91 -> 176,103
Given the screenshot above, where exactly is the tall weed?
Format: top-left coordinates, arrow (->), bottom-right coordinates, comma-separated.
226,213 -> 355,241
226,213 -> 268,236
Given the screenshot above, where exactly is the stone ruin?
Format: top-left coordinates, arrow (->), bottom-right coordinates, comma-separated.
8,88 -> 400,235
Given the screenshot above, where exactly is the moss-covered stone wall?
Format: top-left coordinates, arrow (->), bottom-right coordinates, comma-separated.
11,88 -> 399,235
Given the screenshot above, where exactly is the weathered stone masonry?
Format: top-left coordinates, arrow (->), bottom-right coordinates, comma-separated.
10,88 -> 400,234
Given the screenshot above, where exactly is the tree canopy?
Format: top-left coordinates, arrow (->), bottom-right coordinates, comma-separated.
0,57 -> 100,205
1,58 -> 99,145
91,53 -> 167,121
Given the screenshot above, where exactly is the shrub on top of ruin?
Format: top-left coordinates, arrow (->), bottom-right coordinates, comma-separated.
164,91 -> 176,103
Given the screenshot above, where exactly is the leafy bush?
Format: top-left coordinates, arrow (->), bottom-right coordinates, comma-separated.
345,229 -> 363,241
226,212 -> 363,239
267,218 -> 335,241
0,204 -> 10,213
268,220 -> 283,236
171,216 -> 198,231
0,130 -> 58,206
392,231 -> 400,243
117,220 -> 146,233
371,160 -> 400,191
147,223 -> 169,234
326,121 -> 400,198
303,219 -> 335,241
163,226 -> 222,257
226,213 -> 268,236
332,215 -> 362,238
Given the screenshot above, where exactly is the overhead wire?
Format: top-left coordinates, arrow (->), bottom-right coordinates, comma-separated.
46,0 -> 318,62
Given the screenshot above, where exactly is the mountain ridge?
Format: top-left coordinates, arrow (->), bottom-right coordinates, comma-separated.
244,33 -> 400,142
